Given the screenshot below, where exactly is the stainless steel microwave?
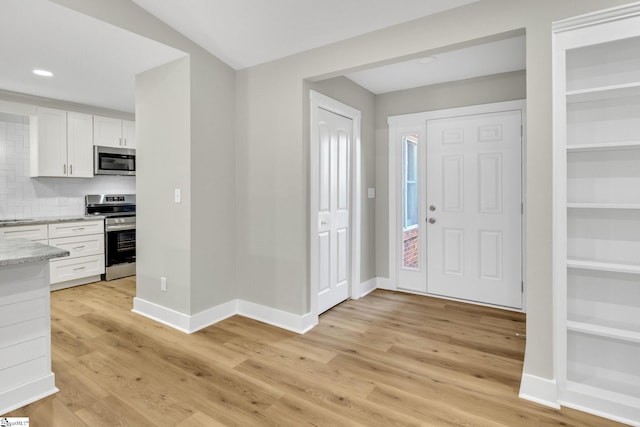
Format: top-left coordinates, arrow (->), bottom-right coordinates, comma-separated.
94,146 -> 136,176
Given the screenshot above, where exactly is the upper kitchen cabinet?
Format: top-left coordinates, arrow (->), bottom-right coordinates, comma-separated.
30,107 -> 93,178
93,115 -> 136,149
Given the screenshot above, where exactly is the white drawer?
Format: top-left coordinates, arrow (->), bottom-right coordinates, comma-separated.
0,224 -> 48,240
48,233 -> 104,258
49,254 -> 105,284
48,220 -> 103,238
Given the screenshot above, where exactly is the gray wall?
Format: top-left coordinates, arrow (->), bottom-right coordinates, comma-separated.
136,57 -> 192,312
375,70 -> 526,277
235,0 -> 632,383
306,77 -> 377,284
52,0 -> 238,315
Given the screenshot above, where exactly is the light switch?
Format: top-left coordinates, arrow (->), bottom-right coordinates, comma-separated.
174,188 -> 181,203
368,188 -> 376,199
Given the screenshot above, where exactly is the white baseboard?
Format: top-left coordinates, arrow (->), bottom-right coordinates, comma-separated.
132,297 -> 316,335
519,373 -> 560,409
0,373 -> 58,415
238,300 -> 317,334
132,297 -> 194,333
189,300 -> 238,332
355,277 -> 378,299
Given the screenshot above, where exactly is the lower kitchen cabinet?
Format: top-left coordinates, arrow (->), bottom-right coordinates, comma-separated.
49,254 -> 104,287
0,219 -> 105,290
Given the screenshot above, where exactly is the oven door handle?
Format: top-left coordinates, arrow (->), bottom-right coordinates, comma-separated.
105,224 -> 136,232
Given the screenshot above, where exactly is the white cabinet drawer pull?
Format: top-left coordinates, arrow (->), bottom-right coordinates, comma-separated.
72,245 -> 86,250
73,266 -> 86,271
72,227 -> 85,231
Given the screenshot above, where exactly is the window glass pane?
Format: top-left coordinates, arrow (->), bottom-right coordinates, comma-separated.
402,135 -> 420,269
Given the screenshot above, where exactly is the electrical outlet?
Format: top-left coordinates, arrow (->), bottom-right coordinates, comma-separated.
160,277 -> 167,292
174,188 -> 181,203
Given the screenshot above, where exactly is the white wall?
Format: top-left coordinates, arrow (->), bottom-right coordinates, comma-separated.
0,112 -> 135,220
235,0 -> 633,384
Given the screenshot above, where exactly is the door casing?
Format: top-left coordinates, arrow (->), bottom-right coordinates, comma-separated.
387,99 -> 527,312
310,90 -> 362,319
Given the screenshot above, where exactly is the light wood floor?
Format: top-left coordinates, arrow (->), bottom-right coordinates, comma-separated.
5,278 -> 625,426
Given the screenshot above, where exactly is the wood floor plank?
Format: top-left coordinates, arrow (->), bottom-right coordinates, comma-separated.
3,281 -> 627,427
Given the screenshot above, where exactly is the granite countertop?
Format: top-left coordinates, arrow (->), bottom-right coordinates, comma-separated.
0,238 -> 69,266
0,215 -> 105,227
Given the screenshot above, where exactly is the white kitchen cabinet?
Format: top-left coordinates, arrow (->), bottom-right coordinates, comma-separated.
48,254 -> 104,286
0,220 -> 105,290
553,4 -> 640,425
48,220 -> 103,239
0,224 -> 48,241
29,108 -> 93,178
66,112 -> 94,177
122,119 -> 136,148
93,115 -> 135,149
47,220 -> 105,289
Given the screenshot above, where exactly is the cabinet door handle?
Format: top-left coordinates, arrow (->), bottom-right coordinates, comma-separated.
123,138 -> 127,147
70,164 -> 73,175
119,137 -> 123,146
63,164 -> 67,175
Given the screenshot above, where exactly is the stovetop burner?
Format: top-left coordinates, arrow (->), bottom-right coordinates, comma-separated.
85,194 -> 136,218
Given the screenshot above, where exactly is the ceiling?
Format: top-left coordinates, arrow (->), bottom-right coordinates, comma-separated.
345,35 -> 526,94
0,0 -> 523,113
0,0 -> 186,113
130,0 -> 481,70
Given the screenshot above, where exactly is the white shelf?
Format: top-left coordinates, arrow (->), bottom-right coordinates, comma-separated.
567,203 -> 640,210
566,82 -> 640,103
567,320 -> 640,343
567,259 -> 640,275
566,380 -> 640,414
566,141 -> 640,152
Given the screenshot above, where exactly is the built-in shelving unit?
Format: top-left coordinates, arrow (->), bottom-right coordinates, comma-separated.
553,4 -> 640,426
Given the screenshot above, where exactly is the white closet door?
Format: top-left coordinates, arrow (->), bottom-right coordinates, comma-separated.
317,107 -> 351,313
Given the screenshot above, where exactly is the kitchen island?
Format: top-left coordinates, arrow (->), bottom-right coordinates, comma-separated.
0,238 -> 68,415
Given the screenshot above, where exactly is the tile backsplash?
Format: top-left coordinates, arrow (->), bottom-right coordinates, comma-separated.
0,112 -> 135,219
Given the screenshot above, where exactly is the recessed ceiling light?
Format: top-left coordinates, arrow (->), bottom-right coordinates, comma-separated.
33,69 -> 54,77
417,56 -> 437,65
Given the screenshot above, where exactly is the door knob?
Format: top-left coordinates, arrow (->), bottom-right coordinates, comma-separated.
428,218 -> 436,224
429,205 -> 436,211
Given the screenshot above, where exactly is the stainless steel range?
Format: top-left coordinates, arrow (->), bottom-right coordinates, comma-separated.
85,194 -> 136,281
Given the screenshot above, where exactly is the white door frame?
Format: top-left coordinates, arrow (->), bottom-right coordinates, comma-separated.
310,90 -> 362,319
387,99 -> 527,311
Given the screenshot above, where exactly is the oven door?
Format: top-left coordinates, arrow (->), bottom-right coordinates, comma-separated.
105,226 -> 136,267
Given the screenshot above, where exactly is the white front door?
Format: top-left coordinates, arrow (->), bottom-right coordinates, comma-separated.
317,107 -> 351,313
425,110 -> 522,309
